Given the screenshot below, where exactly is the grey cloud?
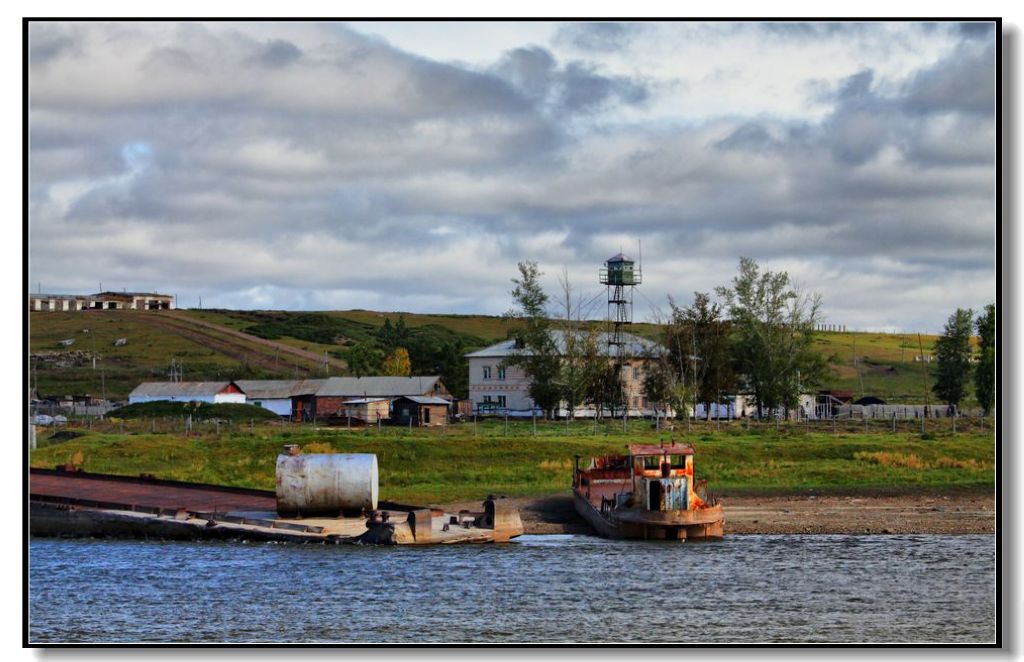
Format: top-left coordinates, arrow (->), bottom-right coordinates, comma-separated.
28,23 -> 80,64
715,123 -> 778,152
902,42 -> 995,115
756,22 -> 866,39
257,39 -> 302,67
554,23 -> 644,52
493,46 -> 648,115
956,22 -> 996,40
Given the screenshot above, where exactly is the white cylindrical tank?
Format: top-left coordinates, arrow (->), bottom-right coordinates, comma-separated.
276,452 -> 379,515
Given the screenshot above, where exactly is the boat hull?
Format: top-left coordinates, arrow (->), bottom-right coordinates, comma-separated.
573,489 -> 724,541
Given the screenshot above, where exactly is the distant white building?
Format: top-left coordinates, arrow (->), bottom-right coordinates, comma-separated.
465,330 -> 662,416
128,381 -> 246,405
29,291 -> 174,312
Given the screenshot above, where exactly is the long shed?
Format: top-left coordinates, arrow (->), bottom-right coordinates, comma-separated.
128,381 -> 246,405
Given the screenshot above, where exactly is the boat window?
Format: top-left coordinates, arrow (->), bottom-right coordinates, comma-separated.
669,455 -> 687,468
643,456 -> 661,470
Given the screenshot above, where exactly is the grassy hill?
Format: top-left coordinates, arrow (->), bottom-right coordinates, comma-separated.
29,308 -> 972,405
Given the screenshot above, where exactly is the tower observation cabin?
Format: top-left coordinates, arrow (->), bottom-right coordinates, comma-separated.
599,253 -> 642,287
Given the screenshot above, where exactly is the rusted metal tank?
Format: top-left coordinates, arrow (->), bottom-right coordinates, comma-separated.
275,452 -> 378,516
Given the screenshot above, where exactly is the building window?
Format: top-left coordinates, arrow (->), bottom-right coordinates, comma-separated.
633,367 -> 641,380
497,395 -> 507,408
483,366 -> 491,380
497,366 -> 506,380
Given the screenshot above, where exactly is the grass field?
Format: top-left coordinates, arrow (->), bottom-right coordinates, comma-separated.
30,419 -> 995,504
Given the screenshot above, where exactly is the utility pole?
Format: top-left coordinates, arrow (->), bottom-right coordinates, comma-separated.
917,333 -> 930,422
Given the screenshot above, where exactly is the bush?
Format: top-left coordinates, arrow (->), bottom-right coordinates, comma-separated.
112,401 -> 280,422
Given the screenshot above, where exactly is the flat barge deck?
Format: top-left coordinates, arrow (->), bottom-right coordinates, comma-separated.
30,468 -> 523,545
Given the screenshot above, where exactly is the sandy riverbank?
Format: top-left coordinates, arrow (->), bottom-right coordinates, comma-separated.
437,492 -> 995,536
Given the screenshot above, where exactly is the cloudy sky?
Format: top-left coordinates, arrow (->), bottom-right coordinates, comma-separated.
27,20 -> 996,333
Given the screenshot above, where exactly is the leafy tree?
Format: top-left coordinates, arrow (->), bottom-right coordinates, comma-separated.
667,293 -> 737,420
974,303 -> 995,416
381,347 -> 412,377
586,361 -> 625,419
502,261 -> 562,417
343,341 -> 384,378
555,268 -> 605,419
716,257 -> 829,417
376,315 -> 410,353
641,349 -> 681,422
932,308 -> 974,409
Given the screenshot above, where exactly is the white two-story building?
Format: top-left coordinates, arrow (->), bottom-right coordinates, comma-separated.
465,330 -> 662,417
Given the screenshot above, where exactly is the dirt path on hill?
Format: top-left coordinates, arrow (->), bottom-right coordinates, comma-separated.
127,311 -> 347,374
436,492 -> 995,536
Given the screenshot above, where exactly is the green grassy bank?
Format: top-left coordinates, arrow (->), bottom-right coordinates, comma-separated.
30,420 -> 995,504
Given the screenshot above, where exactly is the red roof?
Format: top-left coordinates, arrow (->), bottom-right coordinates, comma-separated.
628,443 -> 694,457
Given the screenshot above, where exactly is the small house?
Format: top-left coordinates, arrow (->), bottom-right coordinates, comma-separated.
339,398 -> 391,424
391,396 -> 450,427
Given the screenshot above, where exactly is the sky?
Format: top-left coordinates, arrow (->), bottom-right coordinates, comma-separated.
27,20 -> 997,333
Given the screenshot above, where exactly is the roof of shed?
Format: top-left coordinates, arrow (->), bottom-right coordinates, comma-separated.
129,381 -> 240,398
316,376 -> 444,398
396,396 -> 451,405
234,379 -> 326,399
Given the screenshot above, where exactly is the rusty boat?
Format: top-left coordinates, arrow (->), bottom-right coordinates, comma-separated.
30,446 -> 523,545
573,442 -> 724,541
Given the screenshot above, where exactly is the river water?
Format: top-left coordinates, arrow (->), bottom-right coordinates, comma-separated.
29,534 -> 995,644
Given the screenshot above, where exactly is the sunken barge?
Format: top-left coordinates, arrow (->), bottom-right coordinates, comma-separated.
30,446 -> 523,545
573,443 -> 724,541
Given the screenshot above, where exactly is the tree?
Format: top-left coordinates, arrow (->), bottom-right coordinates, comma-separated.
974,303 -> 995,416
932,308 -> 974,409
377,315 -> 410,354
641,349 -> 681,422
343,341 -> 384,378
716,257 -> 829,418
667,293 -> 737,420
503,261 -> 562,417
381,347 -> 412,377
555,267 -> 604,419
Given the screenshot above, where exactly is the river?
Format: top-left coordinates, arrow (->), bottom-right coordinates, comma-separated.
28,534 -> 995,644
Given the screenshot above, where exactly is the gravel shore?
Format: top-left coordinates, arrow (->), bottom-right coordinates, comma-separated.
437,492 -> 995,536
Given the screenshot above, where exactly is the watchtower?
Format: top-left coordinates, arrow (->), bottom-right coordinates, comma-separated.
599,252 -> 642,363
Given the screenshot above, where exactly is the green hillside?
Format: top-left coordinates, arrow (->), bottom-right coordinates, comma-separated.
29,309 -> 973,406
